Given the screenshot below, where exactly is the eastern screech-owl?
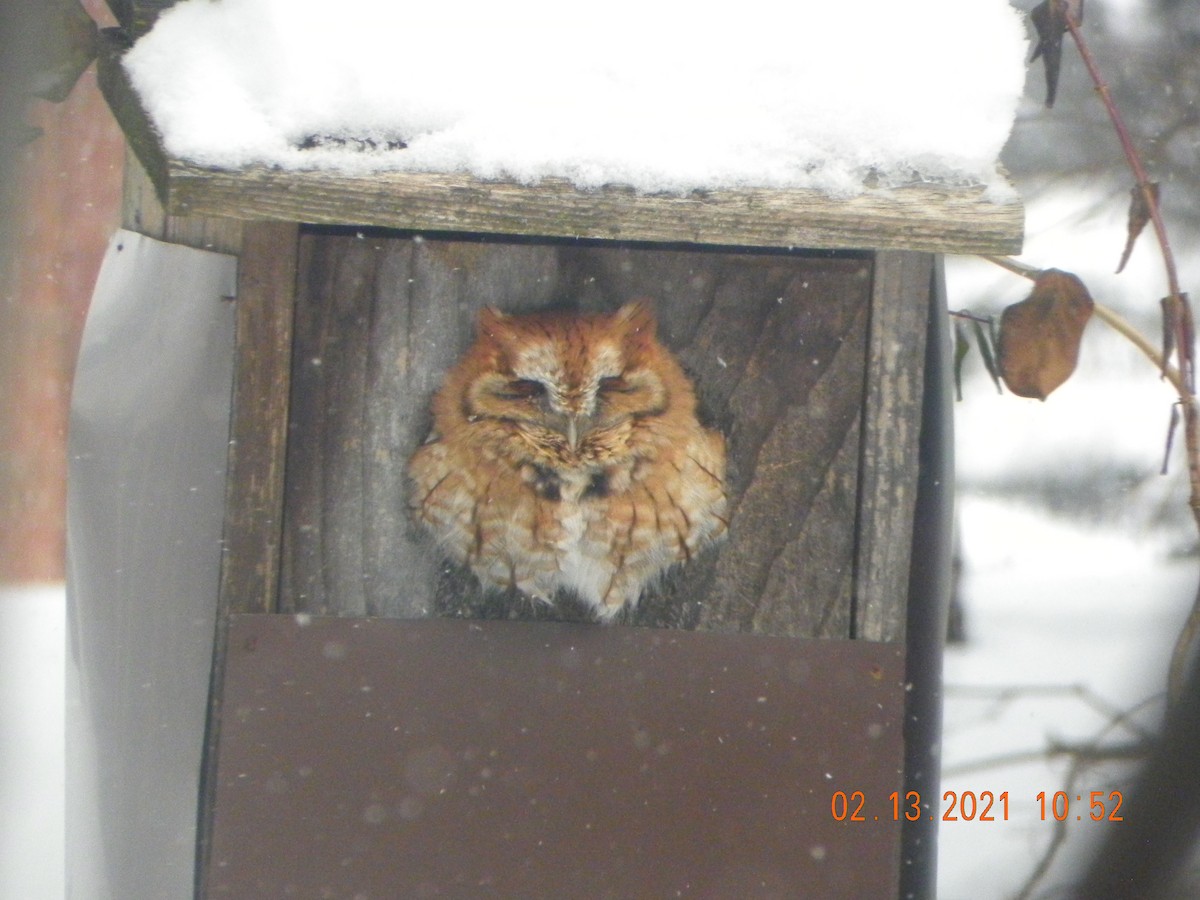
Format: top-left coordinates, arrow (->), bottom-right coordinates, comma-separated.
406,302 -> 728,621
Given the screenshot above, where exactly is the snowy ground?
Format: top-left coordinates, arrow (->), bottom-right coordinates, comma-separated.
936,246 -> 1197,896
938,496 -> 1193,898
0,584 -> 65,900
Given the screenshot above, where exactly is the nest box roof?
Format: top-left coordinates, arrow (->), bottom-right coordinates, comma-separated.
99,0 -> 1027,254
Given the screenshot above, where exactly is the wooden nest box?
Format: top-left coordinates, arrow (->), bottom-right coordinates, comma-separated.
88,5 -> 1023,897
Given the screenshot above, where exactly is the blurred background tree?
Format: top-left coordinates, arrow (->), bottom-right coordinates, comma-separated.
952,2 -> 1200,896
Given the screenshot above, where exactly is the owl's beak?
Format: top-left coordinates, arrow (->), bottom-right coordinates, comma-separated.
564,414 -> 593,452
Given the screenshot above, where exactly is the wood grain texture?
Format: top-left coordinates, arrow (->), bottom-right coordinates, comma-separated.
98,22 -> 241,258
93,42 -> 1023,255
96,29 -> 169,194
280,233 -> 887,637
854,251 -> 935,643
218,222 -> 299,615
166,163 -> 1022,255
280,236 -> 564,618
202,221 -> 300,895
122,147 -> 243,255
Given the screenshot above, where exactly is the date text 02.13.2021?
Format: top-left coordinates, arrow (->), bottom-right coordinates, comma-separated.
830,790 -> 1125,822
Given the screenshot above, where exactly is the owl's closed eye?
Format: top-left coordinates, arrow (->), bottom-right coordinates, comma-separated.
406,301 -> 727,620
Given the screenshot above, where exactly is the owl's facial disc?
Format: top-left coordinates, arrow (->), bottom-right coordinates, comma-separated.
464,333 -> 667,456
467,370 -> 585,449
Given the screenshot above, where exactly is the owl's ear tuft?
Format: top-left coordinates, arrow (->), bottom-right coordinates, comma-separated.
613,300 -> 657,338
477,306 -> 510,339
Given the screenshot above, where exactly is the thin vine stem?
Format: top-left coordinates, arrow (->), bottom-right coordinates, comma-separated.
1062,2 -> 1200,701
1062,12 -> 1184,306
980,253 -> 1040,280
947,309 -> 994,326
1091,305 -> 1188,397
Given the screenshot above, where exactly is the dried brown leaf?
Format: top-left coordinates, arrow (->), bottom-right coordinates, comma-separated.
1162,402 -> 1181,475
1160,292 -> 1196,391
998,269 -> 1095,400
1160,295 -> 1177,380
1030,0 -> 1084,108
972,318 -> 1003,394
1116,183 -> 1160,274
953,321 -> 970,401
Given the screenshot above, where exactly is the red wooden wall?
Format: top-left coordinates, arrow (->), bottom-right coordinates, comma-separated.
0,0 -> 124,582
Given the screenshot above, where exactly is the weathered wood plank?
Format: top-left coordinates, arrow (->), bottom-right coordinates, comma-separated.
105,32 -> 242,308
854,250 -> 935,643
218,222 -> 299,615
281,237 -> 567,619
281,233 -> 881,637
122,146 -> 244,254
166,163 -> 1022,255
201,219 -> 299,899
96,28 -> 170,198
94,39 -> 1023,255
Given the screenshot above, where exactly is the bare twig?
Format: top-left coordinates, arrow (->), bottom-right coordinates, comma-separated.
1012,692 -> 1161,900
979,253 -> 1042,280
1169,590 -> 1200,702
1061,16 -> 1184,304
1014,751 -> 1086,900
959,8 -> 1200,895
1059,4 -> 1200,703
947,309 -> 995,326
944,682 -> 1159,741
1091,304 -> 1189,397
980,3 -> 1199,702
941,740 -> 1146,778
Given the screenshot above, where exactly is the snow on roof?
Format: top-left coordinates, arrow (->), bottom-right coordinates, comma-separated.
122,0 -> 1028,198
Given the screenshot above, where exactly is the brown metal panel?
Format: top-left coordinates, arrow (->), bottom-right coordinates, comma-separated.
206,615 -> 906,898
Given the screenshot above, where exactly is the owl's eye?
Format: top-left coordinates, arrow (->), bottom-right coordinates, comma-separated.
497,379 -> 547,401
598,375 -> 633,394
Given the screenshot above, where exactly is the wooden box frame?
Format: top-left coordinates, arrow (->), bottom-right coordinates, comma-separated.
89,4 -> 1022,894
